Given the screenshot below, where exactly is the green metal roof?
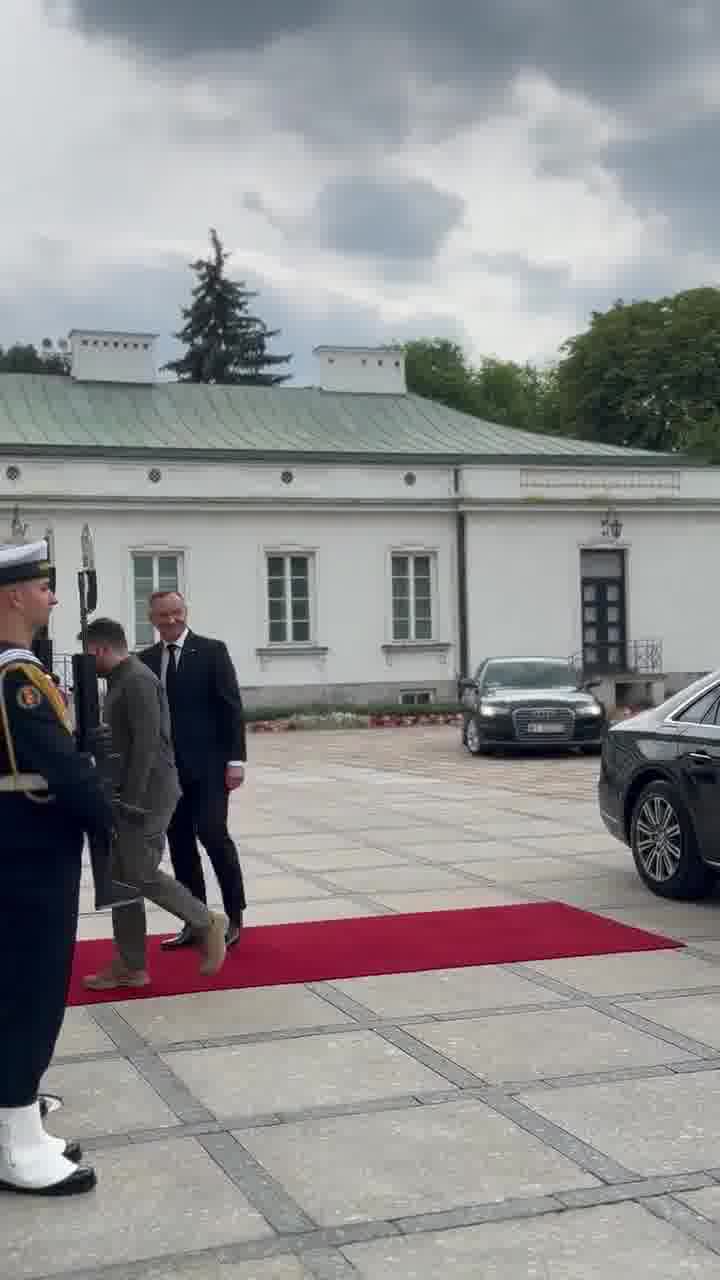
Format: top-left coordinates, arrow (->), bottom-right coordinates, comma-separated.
0,373 -> 677,465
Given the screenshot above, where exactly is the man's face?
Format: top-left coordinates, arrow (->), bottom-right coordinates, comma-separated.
149,592 -> 187,643
17,577 -> 57,633
85,640 -> 113,676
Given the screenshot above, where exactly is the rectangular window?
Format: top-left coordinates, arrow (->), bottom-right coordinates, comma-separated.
391,553 -> 433,642
399,689 -> 435,706
266,553 -> 312,644
132,552 -> 182,649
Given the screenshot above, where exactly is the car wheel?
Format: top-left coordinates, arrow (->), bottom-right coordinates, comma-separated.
630,780 -> 715,900
464,716 -> 484,756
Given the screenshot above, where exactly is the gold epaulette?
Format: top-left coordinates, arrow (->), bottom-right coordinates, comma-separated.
0,660 -> 70,798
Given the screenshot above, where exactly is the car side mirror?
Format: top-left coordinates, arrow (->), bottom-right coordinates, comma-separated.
583,679 -> 601,691
458,678 -> 477,699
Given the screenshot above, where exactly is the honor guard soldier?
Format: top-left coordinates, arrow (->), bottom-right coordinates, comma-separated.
0,538 -> 113,1195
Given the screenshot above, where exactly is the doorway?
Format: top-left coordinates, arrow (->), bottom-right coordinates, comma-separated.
580,549 -> 627,674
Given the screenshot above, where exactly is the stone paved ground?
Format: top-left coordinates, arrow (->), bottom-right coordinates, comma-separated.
13,727 -> 720,1278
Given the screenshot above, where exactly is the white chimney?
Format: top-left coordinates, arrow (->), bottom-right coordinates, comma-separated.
313,345 -> 406,394
68,329 -> 158,385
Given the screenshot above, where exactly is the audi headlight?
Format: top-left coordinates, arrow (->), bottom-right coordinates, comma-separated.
578,704 -> 603,717
479,703 -> 509,717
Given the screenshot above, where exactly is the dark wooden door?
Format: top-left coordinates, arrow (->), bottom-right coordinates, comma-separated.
580,551 -> 627,674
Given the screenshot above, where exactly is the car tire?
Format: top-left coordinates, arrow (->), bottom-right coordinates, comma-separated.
630,779 -> 715,900
463,716 -> 484,756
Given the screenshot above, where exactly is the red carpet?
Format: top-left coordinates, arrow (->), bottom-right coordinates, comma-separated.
68,902 -> 681,1006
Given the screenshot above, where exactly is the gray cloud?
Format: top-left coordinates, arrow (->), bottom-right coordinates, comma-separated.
21,0 -> 720,376
312,176 -> 464,261
606,115 -> 720,253
56,0 -> 720,115
48,0 -> 336,57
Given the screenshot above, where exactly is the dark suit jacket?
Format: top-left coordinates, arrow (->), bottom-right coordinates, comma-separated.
139,631 -> 247,782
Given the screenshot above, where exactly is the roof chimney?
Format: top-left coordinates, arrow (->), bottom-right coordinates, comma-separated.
313,345 -> 406,394
68,329 -> 158,384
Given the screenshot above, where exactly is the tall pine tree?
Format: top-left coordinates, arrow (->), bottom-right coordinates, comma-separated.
165,229 -> 291,385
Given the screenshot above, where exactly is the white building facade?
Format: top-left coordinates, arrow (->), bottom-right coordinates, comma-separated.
0,337 -> 716,709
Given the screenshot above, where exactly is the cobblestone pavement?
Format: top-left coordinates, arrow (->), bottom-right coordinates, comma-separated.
14,728 -> 720,1278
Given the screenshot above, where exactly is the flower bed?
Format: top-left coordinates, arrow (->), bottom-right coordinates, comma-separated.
248,705 -> 464,732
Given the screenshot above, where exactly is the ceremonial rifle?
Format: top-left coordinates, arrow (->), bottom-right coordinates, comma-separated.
72,524 -> 138,910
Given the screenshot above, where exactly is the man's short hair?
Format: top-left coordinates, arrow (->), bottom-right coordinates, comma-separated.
85,617 -> 128,650
149,590 -> 185,607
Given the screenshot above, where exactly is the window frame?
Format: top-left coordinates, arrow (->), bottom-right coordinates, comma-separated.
130,549 -> 184,650
264,549 -> 316,646
389,548 -> 437,644
399,689 -> 435,706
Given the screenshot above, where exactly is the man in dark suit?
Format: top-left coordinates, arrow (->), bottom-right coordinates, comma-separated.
139,591 -> 247,949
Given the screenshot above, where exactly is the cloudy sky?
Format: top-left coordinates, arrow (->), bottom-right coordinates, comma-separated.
2,1 -> 718,382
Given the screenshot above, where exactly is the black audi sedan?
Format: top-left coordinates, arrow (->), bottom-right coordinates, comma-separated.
599,670 -> 720,900
460,656 -> 607,755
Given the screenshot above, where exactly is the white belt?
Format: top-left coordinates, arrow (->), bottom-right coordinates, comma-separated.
0,773 -> 48,793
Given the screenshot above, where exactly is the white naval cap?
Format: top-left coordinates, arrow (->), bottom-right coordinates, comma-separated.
0,539 -> 51,587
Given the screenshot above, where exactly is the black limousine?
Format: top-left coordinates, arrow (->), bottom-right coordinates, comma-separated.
599,669 -> 720,899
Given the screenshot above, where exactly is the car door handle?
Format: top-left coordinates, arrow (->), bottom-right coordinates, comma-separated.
688,751 -> 713,764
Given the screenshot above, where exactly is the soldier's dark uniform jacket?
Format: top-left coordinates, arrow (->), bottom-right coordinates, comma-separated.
0,643 -> 113,1109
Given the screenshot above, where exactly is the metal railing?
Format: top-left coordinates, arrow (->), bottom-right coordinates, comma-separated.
570,638 -> 663,678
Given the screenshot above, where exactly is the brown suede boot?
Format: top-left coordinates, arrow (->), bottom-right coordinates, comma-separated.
197,912 -> 228,977
83,956 -> 150,991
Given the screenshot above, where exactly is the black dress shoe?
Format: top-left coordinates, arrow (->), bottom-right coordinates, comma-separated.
226,920 -> 243,948
160,924 -> 197,952
0,1166 -> 97,1196
64,1142 -> 82,1163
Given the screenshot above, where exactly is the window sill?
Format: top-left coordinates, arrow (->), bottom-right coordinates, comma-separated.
382,641 -> 452,653
256,644 -> 329,658
382,641 -> 452,666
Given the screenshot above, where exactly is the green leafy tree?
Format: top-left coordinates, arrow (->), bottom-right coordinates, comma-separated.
404,338 -> 559,434
555,288 -> 720,455
0,340 -> 69,375
404,339 -> 479,415
165,228 -> 291,385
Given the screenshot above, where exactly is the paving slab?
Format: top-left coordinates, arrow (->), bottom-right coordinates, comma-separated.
43,1057 -> 180,1138
620,993 -> 720,1049
328,965 -> 569,1019
3,1139 -> 271,1280
678,1184 -> 720,1222
247,874 -> 335,903
516,832 -> 626,855
409,839 -> 535,863
406,1005 -> 694,1083
134,1260 -> 308,1280
234,1098 -> 598,1226
341,1202 -> 720,1277
522,950 -> 720,996
602,904 -> 720,941
456,855 -> 617,882
116,985 -> 354,1044
165,1029 -> 455,1119
244,897 -> 383,925
370,886 -> 531,912
530,875 -> 667,909
520,1071 -> 720,1176
53,1007 -> 118,1058
318,865 -> 473,893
